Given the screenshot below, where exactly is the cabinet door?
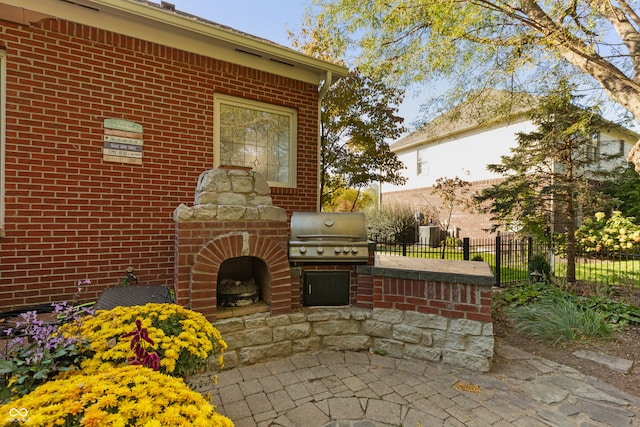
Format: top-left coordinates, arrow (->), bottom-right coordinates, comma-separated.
304,271 -> 350,306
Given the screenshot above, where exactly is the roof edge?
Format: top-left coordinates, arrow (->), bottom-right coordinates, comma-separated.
1,0 -> 348,85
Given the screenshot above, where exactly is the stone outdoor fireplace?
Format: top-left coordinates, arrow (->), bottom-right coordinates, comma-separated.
173,167 -> 293,321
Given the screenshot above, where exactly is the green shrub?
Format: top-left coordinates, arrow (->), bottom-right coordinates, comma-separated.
493,282 -> 561,309
528,254 -> 551,282
579,296 -> 640,326
576,211 -> 640,253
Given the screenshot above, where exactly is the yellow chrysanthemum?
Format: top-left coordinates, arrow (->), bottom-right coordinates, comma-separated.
0,365 -> 232,427
71,303 -> 226,377
82,406 -> 109,427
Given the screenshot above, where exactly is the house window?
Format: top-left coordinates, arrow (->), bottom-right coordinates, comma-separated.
214,94 -> 297,188
585,132 -> 599,161
417,147 -> 428,175
0,50 -> 5,237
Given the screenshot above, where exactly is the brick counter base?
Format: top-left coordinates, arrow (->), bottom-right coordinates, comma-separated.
355,257 -> 494,323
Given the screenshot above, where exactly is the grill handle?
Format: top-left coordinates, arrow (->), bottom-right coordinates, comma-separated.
295,234 -> 364,239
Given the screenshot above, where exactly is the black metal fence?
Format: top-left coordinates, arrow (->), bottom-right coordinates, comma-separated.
371,233 -> 640,289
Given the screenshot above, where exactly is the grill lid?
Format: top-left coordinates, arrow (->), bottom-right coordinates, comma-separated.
289,212 -> 369,262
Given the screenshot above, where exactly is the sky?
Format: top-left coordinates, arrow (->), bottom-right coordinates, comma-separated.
167,0 -> 424,129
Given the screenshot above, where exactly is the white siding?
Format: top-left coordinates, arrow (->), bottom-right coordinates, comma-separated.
383,120 -> 536,193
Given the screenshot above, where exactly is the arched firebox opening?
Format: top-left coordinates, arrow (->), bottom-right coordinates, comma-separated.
217,256 -> 269,308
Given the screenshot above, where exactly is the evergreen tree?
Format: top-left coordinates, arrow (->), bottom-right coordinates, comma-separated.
477,82 -> 618,283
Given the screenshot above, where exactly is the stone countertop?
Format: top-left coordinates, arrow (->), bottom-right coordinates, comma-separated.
356,254 -> 495,287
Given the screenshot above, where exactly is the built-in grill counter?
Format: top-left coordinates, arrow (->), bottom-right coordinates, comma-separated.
289,212 -> 371,306
288,212 -> 370,263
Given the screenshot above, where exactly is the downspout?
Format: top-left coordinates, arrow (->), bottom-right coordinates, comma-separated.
316,71 -> 332,211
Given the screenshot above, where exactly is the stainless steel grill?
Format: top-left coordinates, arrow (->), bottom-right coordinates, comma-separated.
289,212 -> 369,263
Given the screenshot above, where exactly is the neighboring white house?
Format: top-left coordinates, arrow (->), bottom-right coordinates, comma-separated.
381,92 -> 639,239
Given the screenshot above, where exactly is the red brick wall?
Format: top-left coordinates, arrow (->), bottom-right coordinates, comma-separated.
0,18 -> 320,311
175,221 -> 291,322
382,179 -> 506,240
356,273 -> 374,308
365,276 -> 492,323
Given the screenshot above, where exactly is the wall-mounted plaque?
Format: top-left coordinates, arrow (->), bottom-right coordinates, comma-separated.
102,119 -> 143,165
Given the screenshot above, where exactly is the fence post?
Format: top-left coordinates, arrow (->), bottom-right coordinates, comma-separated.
495,233 -> 501,286
463,238 -> 470,260
527,237 -> 532,272
402,234 -> 407,257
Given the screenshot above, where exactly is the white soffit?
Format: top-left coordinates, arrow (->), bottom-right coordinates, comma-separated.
0,0 -> 347,85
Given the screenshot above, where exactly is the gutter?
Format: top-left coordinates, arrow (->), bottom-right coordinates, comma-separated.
317,71 -> 333,211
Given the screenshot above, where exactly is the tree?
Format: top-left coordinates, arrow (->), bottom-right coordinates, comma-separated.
319,69 -> 407,210
601,163 -> 640,219
476,83 -> 618,283
366,203 -> 416,242
311,0 -> 640,170
290,21 -> 408,211
430,177 -> 472,258
323,183 -> 378,212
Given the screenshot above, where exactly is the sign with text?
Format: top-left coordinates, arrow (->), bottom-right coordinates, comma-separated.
102,119 -> 143,165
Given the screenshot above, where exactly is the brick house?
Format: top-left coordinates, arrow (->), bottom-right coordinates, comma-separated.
381,92 -> 639,240
0,0 -> 348,312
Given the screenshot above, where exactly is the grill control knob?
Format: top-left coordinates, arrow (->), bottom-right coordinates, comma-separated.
334,247 -> 341,254
299,246 -> 307,254
317,247 -> 324,254
351,247 -> 359,254
343,247 -> 350,253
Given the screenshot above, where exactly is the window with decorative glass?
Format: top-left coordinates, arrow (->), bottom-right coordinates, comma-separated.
214,95 -> 297,187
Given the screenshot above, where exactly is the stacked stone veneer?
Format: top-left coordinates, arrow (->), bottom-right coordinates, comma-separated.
214,306 -> 493,373
174,168 -> 292,321
213,258 -> 495,372
174,167 -> 287,223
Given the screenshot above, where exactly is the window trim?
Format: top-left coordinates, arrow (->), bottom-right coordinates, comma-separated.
586,131 -> 600,162
213,94 -> 297,188
417,147 -> 428,176
0,50 -> 5,237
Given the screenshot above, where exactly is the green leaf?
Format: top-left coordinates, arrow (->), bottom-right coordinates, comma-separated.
53,348 -> 69,358
33,369 -> 49,380
0,359 -> 17,373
